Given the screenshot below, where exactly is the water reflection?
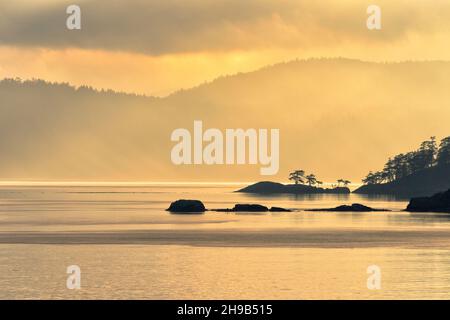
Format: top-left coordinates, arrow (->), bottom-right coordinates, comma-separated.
1,184 -> 450,299
242,192 -> 351,202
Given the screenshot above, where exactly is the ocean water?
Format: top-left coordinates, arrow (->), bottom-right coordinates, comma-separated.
0,184 -> 450,299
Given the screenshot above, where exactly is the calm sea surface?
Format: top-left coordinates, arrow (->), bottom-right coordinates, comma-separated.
1,184 -> 450,299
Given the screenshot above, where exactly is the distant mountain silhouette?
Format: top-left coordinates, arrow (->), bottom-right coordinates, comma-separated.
237,181 -> 350,194
354,164 -> 450,197
2,58 -> 450,181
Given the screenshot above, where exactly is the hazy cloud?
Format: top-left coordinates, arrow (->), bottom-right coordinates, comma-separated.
1,0 -> 450,55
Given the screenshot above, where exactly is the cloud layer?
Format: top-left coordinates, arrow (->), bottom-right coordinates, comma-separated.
2,0 -> 450,55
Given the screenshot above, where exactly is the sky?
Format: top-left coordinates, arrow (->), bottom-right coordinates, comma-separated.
1,0 -> 450,182
1,0 -> 450,95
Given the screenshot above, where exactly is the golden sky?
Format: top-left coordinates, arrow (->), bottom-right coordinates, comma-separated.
1,0 -> 450,95
2,0 -> 450,182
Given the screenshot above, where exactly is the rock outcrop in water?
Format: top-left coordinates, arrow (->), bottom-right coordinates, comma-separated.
306,203 -> 389,212
166,200 -> 206,213
269,207 -> 292,212
166,201 -> 293,213
212,204 -> 292,212
237,181 -> 350,194
406,189 -> 450,213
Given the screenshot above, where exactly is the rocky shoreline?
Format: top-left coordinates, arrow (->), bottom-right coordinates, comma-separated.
406,189 -> 450,213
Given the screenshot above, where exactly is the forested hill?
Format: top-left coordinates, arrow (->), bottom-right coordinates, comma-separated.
2,59 -> 450,181
355,136 -> 450,197
354,164 -> 450,197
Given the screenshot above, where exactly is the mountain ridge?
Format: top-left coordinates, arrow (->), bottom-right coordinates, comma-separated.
5,57 -> 450,99
2,58 -> 450,181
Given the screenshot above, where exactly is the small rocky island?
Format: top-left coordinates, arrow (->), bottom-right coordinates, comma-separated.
237,181 -> 350,194
237,171 -> 351,195
211,204 -> 292,212
166,199 -> 206,213
306,203 -> 389,212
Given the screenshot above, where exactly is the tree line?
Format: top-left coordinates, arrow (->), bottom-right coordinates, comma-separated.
289,170 -> 351,188
362,136 -> 450,185
0,78 -> 149,99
